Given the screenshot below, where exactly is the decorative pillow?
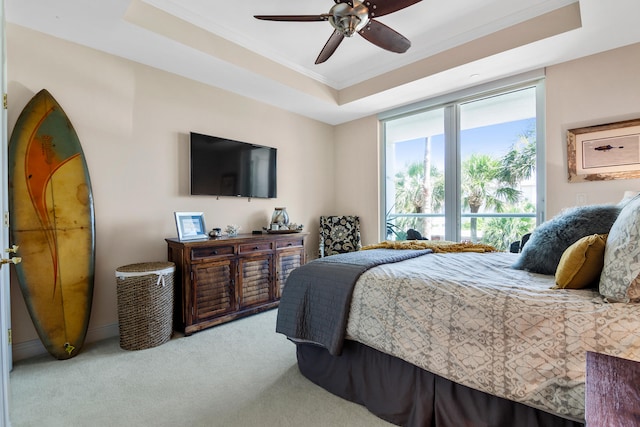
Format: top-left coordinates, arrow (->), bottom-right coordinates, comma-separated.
512,204 -> 621,275
599,195 -> 640,302
553,234 -> 607,289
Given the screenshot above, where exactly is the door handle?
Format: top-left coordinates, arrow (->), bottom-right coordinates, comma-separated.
2,245 -> 22,267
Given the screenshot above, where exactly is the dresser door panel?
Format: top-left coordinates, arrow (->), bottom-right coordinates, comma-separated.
276,249 -> 303,299
193,260 -> 235,321
238,255 -> 272,308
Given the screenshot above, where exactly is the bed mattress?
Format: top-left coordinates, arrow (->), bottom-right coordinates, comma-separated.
344,252 -> 640,421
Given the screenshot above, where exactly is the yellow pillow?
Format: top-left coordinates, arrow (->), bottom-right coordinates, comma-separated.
554,234 -> 608,289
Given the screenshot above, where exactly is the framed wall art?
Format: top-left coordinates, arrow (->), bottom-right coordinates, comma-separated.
568,118 -> 640,182
174,211 -> 208,240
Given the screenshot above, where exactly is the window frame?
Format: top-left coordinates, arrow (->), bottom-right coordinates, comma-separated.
379,71 -> 546,242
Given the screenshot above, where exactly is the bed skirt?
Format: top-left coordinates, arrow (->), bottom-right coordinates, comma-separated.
296,340 -> 585,427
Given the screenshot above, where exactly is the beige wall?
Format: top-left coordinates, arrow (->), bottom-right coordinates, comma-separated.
7,24 -> 334,356
333,116 -> 381,246
8,22 -> 640,359
545,42 -> 640,214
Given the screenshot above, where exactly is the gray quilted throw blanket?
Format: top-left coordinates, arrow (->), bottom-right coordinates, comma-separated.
276,248 -> 432,355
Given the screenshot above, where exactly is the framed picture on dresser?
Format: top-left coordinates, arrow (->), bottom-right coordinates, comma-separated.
174,211 -> 207,240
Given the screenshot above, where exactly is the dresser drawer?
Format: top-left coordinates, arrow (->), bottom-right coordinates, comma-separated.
239,241 -> 273,254
276,238 -> 304,249
191,245 -> 234,260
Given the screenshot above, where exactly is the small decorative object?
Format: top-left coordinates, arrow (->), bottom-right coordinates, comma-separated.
209,228 -> 222,238
271,207 -> 289,226
270,224 -> 279,231
225,224 -> 240,236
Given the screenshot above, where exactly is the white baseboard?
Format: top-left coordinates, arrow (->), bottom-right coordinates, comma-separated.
12,323 -> 119,362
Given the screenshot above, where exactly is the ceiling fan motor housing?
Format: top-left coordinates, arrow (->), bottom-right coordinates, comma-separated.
329,1 -> 370,37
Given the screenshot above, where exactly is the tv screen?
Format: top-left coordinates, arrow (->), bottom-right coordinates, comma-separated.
190,132 -> 277,198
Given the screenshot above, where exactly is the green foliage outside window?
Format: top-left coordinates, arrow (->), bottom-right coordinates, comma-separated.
389,131 -> 536,251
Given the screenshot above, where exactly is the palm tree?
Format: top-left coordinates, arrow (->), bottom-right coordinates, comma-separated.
499,129 -> 536,185
392,129 -> 534,243
394,162 -> 444,237
461,128 -> 536,244
461,154 -> 520,241
482,203 -> 536,250
394,162 -> 425,231
430,164 -> 445,213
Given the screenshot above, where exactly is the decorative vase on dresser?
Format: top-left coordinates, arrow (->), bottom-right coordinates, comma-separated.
271,207 -> 289,226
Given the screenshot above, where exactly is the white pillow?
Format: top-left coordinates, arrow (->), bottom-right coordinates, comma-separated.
599,195 -> 640,302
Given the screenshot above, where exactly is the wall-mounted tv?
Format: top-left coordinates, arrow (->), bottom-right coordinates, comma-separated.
190,132 -> 277,198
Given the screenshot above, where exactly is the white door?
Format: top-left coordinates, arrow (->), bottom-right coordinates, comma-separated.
0,0 -> 12,424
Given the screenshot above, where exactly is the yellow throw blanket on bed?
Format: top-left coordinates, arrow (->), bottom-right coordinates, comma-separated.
362,240 -> 499,253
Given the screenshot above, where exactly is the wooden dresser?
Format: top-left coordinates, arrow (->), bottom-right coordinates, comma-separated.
166,232 -> 307,335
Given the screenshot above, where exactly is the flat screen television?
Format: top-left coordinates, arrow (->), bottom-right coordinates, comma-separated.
190,132 -> 277,198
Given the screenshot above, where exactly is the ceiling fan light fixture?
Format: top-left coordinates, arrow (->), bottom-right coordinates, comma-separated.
330,15 -> 359,36
328,1 -> 370,37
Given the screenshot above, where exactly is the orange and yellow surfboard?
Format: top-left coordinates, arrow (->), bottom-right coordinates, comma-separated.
8,89 -> 95,360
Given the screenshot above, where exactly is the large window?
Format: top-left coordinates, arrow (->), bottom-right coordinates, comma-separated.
382,81 -> 544,250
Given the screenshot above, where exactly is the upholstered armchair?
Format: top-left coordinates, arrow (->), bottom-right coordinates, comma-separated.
319,216 -> 362,257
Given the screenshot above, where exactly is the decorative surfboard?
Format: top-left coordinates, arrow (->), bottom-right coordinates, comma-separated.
8,89 -> 95,360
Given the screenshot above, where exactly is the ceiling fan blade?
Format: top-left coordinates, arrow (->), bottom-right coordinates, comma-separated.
367,0 -> 422,17
254,15 -> 328,22
358,19 -> 411,53
315,30 -> 345,64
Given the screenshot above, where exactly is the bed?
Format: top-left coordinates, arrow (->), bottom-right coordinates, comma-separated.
276,199 -> 640,426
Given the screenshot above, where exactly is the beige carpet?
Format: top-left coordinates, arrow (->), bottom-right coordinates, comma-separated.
9,309 -> 392,427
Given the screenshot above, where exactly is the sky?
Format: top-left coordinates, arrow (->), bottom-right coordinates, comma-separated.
393,117 -> 536,172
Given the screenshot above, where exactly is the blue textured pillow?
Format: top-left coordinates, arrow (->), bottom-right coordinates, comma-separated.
512,204 -> 621,275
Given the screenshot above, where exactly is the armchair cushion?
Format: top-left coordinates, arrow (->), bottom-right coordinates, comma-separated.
319,216 -> 362,257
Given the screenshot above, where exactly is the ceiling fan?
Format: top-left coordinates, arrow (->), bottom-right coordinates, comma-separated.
254,0 -> 422,64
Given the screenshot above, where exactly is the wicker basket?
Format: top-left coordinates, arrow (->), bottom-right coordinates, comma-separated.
115,262 -> 175,351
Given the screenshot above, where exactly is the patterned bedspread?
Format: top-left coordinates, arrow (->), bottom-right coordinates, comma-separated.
344,252 -> 640,421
